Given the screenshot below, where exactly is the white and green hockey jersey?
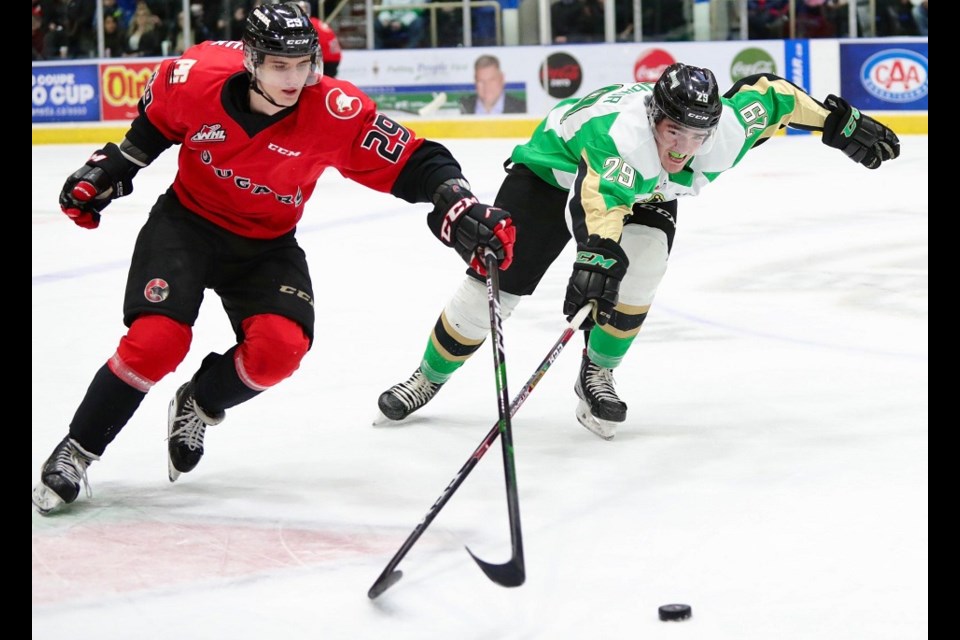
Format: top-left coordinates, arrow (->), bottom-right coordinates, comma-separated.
510,75 -> 831,240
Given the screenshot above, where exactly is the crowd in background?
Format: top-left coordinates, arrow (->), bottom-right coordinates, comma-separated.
33,1 -> 269,60
748,0 -> 927,39
32,0 -> 928,61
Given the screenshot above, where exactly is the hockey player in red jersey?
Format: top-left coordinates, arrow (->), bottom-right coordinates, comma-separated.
32,1 -> 515,515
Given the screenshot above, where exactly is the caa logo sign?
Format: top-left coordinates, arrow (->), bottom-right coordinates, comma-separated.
860,49 -> 928,103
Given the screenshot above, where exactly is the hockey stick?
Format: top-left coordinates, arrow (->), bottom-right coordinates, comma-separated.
367,300 -> 594,599
464,249 -> 524,587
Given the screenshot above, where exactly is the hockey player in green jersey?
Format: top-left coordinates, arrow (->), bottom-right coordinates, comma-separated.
376,62 -> 901,440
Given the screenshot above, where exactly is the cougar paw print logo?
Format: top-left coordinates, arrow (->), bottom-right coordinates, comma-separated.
144,278 -> 170,303
326,88 -> 362,120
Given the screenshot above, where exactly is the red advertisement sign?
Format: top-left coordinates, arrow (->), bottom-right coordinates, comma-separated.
100,60 -> 161,121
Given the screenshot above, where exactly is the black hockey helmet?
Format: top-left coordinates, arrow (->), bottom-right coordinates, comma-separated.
243,1 -> 319,67
650,63 -> 722,130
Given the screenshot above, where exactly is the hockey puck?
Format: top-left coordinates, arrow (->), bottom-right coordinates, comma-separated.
658,603 -> 692,621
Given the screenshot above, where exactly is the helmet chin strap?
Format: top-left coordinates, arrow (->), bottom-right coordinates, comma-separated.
249,72 -> 288,110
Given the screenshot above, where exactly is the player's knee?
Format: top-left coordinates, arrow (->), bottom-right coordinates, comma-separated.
111,314 -> 192,391
237,314 -> 310,388
444,278 -> 522,341
619,226 -> 670,305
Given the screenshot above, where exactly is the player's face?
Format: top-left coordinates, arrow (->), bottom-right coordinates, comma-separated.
255,54 -> 314,107
653,118 -> 715,173
475,66 -> 505,107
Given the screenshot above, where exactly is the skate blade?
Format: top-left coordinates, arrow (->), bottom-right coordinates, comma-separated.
576,400 -> 617,440
167,399 -> 181,483
167,459 -> 181,483
372,410 -> 392,426
32,483 -> 65,516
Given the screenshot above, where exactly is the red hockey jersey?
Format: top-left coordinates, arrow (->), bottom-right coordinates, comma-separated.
141,40 -> 422,239
310,17 -> 342,65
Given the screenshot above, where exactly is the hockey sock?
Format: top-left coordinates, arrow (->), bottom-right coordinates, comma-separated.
68,364 -> 147,456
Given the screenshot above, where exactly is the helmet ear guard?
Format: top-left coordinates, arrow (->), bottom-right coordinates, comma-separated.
243,47 -> 256,74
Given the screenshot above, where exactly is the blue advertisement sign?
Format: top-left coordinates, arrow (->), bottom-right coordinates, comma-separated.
839,42 -> 928,111
32,63 -> 101,123
785,39 -> 811,135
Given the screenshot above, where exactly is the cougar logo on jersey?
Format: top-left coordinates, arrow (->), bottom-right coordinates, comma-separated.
326,88 -> 362,120
144,278 -> 170,303
191,124 -> 227,143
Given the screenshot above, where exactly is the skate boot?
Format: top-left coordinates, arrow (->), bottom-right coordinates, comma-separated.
32,437 -> 99,515
574,351 -> 627,440
377,368 -> 444,422
167,381 -> 224,482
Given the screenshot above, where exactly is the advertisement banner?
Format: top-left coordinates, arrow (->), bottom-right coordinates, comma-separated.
340,41 -> 785,118
32,64 -> 100,123
32,43 -> 786,125
784,38 -> 811,135
838,42 -> 928,111
33,39 -> 925,139
101,60 -> 163,121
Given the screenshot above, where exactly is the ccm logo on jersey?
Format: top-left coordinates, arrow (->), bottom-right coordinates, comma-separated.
326,88 -> 362,120
439,197 -> 478,243
268,143 -> 301,157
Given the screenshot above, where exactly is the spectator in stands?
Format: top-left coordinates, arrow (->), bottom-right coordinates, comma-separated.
172,7 -> 212,55
796,0 -> 835,38
472,5 -> 499,46
103,0 -> 134,30
435,5 -> 499,47
220,3 -> 249,41
42,0 -> 97,58
125,1 -> 165,56
103,13 -> 128,57
876,0 -> 919,35
552,0 -> 603,43
641,0 -> 689,39
41,0 -> 73,59
375,0 -> 426,49
40,0 -> 96,59
460,54 -> 526,115
747,0 -> 788,38
33,9 -> 47,60
912,0 -> 927,35
822,0 -> 851,38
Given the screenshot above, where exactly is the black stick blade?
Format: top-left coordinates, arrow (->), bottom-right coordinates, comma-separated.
367,570 -> 403,599
465,546 -> 526,587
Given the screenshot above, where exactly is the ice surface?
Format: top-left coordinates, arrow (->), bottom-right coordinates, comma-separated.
32,135 -> 928,639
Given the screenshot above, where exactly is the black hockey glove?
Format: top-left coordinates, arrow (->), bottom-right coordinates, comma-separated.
564,234 -> 629,329
59,142 -> 140,229
821,95 -> 900,170
427,178 -> 515,275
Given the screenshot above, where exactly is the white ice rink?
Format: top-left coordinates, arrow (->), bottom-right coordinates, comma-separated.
32,134 -> 928,640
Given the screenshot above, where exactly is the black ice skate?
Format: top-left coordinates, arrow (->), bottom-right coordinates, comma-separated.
574,351 -> 627,440
376,368 -> 444,422
32,436 -> 99,515
167,381 -> 224,482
